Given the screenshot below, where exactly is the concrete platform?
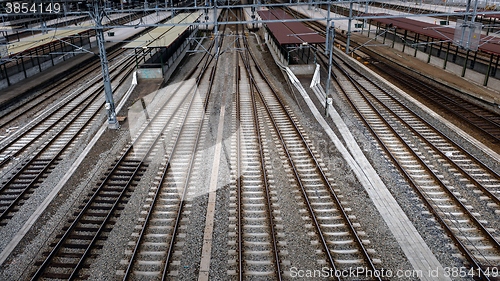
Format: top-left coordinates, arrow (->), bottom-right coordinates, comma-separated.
351,31 -> 500,107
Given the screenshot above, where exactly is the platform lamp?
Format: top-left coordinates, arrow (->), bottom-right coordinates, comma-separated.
90,0 -> 119,129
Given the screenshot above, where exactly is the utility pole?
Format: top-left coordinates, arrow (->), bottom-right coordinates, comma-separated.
213,0 -> 219,59
346,1 -> 353,54
325,21 -> 334,117
325,0 -> 331,55
92,0 -> 119,129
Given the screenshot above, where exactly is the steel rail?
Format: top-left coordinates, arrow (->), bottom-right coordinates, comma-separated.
0,48 -> 133,160
333,48 -> 500,207
366,83 -> 500,207
0,50 -> 142,223
372,61 -> 500,142
247,50 -> 283,281
162,15 -> 224,279
331,51 -> 498,279
357,75 -> 500,251
0,49 -> 107,129
0,10 -> 162,136
122,11 -> 223,281
0,92 -> 101,221
122,53 -> 210,281
235,26 -> 244,281
30,54 -> 199,280
237,24 -> 283,280
247,31 -> 380,279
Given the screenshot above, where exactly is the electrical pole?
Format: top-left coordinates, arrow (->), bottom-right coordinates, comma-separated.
92,0 -> 119,129
346,1 -> 353,54
214,0 -> 219,59
325,0 -> 331,55
325,21 -> 334,117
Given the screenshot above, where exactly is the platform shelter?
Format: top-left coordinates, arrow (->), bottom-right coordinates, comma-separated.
258,9 -> 324,65
366,15 -> 500,85
123,13 -> 200,82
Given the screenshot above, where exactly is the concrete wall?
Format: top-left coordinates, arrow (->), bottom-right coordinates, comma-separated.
137,68 -> 163,79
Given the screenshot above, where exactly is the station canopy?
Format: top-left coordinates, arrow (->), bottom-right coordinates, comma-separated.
5,25 -> 92,57
258,9 -> 324,46
123,13 -> 200,49
368,15 -> 500,55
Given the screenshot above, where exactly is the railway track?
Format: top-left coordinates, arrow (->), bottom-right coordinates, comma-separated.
230,14 -> 283,279
0,46 -> 125,131
240,24 -> 381,279
117,18 -> 220,280
329,49 -> 500,278
0,48 -> 138,225
30,10 -> 223,280
293,6 -> 500,276
30,59 -> 203,280
296,8 -> 500,151
0,46 -> 132,156
369,60 -> 500,144
323,2 -> 499,70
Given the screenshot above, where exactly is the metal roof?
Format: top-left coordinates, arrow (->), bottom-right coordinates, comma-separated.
369,16 -> 500,55
6,25 -> 92,56
258,10 -> 324,45
123,13 -> 200,49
